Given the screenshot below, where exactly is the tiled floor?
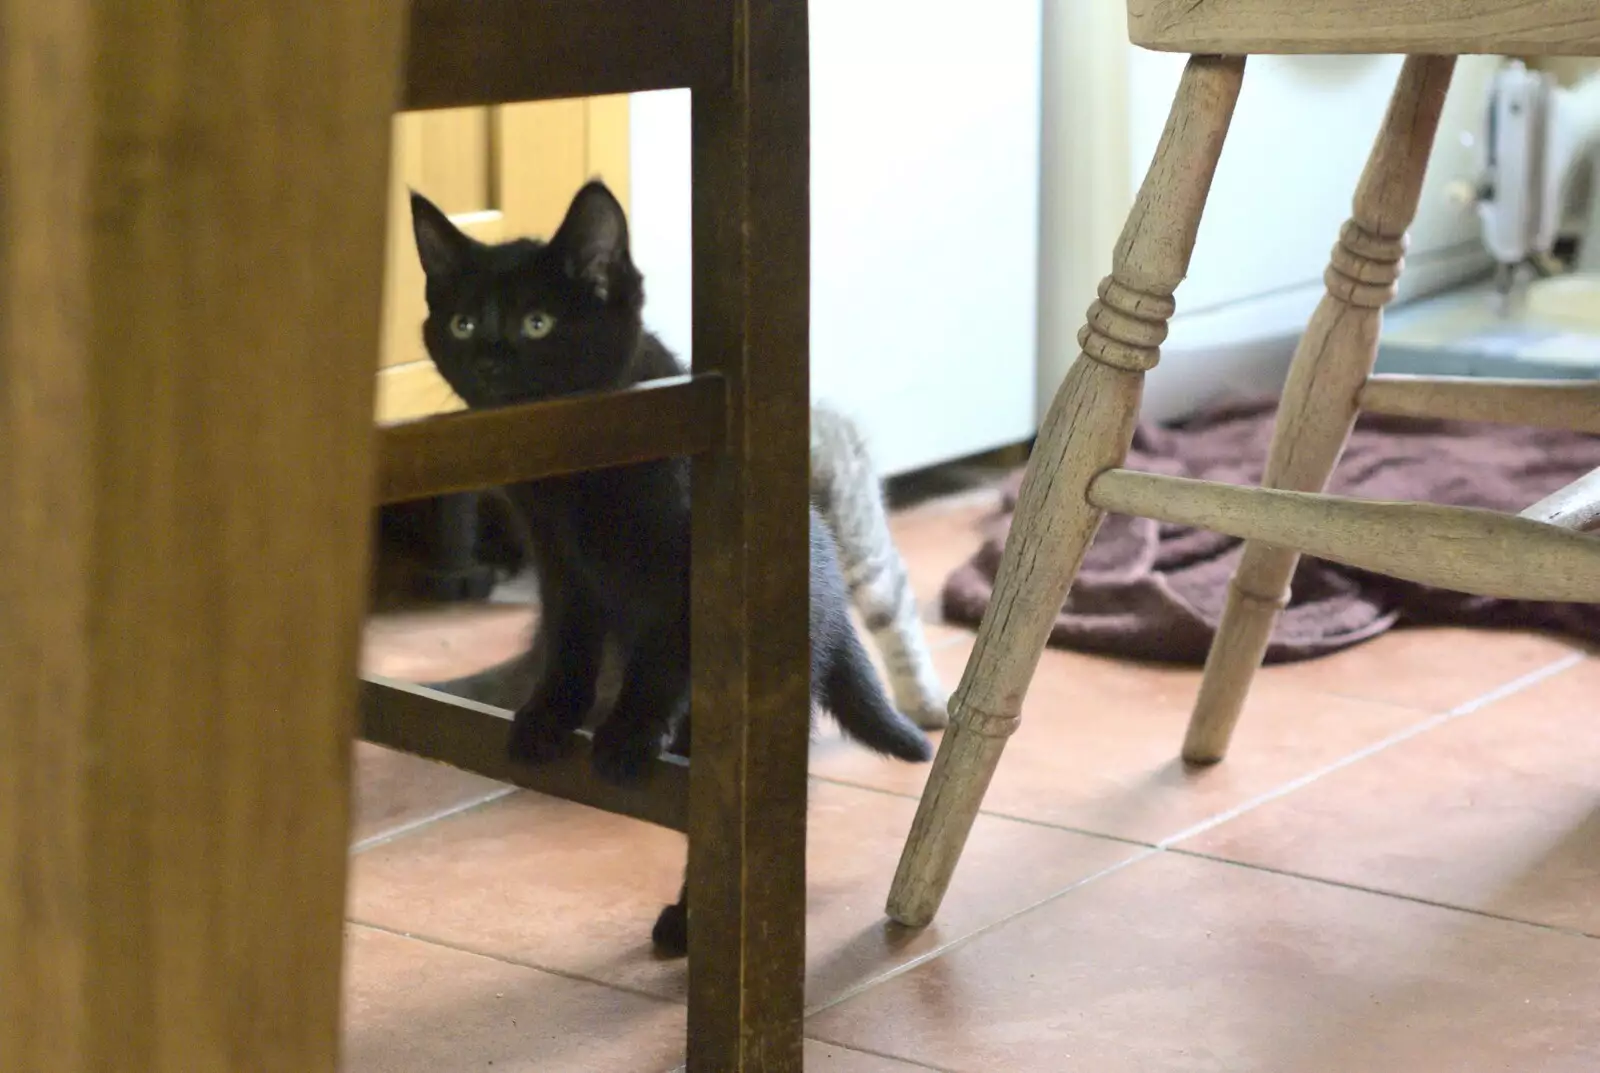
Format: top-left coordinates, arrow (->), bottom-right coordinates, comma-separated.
351,478 -> 1600,1071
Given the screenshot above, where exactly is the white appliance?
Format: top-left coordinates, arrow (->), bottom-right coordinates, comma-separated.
1041,8 -> 1501,424
626,2 -> 1044,477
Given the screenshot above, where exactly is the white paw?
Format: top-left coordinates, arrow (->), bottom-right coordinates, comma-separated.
909,700 -> 950,730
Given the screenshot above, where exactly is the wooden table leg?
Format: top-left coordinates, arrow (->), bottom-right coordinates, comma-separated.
886,55 -> 1246,929
1183,55 -> 1455,765
0,1 -> 404,1070
684,1 -> 812,1070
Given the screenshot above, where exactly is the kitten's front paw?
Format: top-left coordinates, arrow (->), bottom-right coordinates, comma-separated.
590,731 -> 661,786
507,709 -> 573,766
651,902 -> 688,958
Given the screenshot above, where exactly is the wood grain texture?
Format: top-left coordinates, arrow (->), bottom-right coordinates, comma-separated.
1090,469 -> 1600,603
1359,374 -> 1600,434
376,373 -> 725,504
0,0 -> 403,1068
1126,0 -> 1600,55
361,678 -> 690,831
1520,465 -> 1600,532
887,55 -> 1246,930
404,0 -> 731,109
684,1 -> 813,1068
585,95 -> 634,209
1186,55 -> 1454,765
495,100 -> 589,238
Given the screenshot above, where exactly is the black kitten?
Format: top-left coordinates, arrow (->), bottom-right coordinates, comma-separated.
410,182 -> 932,938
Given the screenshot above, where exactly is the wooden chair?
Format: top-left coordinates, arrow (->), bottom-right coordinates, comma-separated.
4,1 -> 811,1071
887,3 -> 1600,929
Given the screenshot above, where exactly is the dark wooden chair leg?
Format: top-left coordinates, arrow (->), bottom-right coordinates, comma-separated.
685,1 -> 811,1069
415,491 -> 498,601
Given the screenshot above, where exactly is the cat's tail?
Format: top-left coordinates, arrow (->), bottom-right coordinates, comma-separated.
823,628 -> 933,763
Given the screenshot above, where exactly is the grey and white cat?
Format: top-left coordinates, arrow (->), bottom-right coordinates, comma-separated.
810,404 -> 949,730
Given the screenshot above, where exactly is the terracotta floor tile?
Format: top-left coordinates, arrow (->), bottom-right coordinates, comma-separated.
1181,654 -> 1600,933
349,780 -> 1139,1007
800,1040 -> 945,1071
342,924 -> 685,1073
354,602 -> 530,846
360,603 -> 534,684
887,488 -> 1004,618
1255,625 -> 1580,713
351,743 -> 508,848
811,638 -> 1427,844
808,852 -> 1600,1072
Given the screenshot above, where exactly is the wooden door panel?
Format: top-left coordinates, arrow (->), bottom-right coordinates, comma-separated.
380,109 -> 493,371
496,94 -> 632,236
376,97 -> 629,424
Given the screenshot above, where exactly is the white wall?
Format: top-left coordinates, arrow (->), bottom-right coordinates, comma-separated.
626,89 -> 694,363
628,1 -> 1043,477
807,0 -> 1040,474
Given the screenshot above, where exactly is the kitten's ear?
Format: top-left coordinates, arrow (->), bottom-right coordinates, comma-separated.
549,180 -> 632,302
410,190 -> 469,280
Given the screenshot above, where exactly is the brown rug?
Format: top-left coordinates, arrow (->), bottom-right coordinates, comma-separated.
942,398 -> 1600,664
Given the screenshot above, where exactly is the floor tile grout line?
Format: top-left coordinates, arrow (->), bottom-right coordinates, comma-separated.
356,646 -> 1577,859
804,653 -> 1587,1020
803,847 -> 1162,1019
1156,652 -> 1586,849
660,1046 -> 961,1073
352,645 -> 1586,1045
814,653 -> 1583,851
802,1037 -> 966,1073
1165,847 -> 1600,941
804,773 -> 1160,850
347,918 -> 689,1007
350,786 -> 519,855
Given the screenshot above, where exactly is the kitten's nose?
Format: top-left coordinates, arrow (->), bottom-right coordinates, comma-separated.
471,354 -> 501,379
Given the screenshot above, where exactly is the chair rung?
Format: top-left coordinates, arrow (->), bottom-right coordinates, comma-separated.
1126,0 -> 1600,56
361,676 -> 690,832
1358,374 -> 1600,435
377,373 -> 723,504
1087,468 -> 1600,603
403,0 -> 729,110
1522,464 -> 1600,532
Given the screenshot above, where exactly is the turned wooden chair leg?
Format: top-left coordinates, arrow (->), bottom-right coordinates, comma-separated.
886,54 -> 1245,929
1182,55 -> 1456,765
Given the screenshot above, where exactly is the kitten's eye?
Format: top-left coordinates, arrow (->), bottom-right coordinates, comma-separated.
448,314 -> 477,340
521,311 -> 556,339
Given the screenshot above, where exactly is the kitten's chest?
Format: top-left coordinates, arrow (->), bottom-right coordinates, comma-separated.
512,462 -> 688,581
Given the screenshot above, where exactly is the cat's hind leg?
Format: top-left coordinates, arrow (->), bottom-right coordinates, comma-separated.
854,553 -> 951,730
